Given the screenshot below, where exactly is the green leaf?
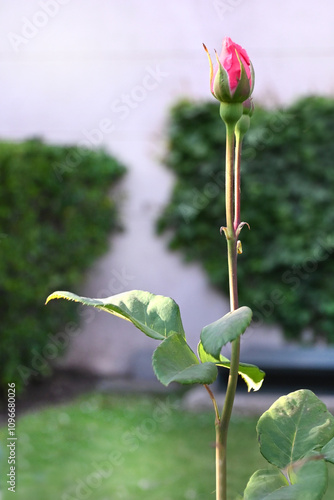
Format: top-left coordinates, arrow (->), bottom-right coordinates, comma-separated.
284,460 -> 327,500
197,341 -> 229,364
322,437 -> 334,464
236,363 -> 265,393
243,468 -> 288,500
200,306 -> 252,359
152,334 -> 218,386
257,389 -> 334,470
198,341 -> 264,392
244,461 -> 327,500
46,290 -> 185,341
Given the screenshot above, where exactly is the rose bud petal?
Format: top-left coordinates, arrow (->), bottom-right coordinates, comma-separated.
204,37 -> 254,104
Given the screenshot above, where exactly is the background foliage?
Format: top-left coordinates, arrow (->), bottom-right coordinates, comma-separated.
0,139 -> 126,393
157,96 -> 334,342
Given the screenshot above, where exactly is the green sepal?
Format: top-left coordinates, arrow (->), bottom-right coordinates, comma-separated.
250,61 -> 255,94
152,334 -> 218,386
231,52 -> 252,103
198,342 -> 264,392
200,306 -> 252,359
213,59 -> 232,102
46,290 -> 185,341
213,52 -> 253,104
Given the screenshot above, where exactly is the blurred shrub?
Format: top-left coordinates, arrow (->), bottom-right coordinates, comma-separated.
0,139 -> 126,393
157,96 -> 334,342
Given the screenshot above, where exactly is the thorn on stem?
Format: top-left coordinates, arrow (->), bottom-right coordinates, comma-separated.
236,221 -> 250,238
220,226 -> 228,237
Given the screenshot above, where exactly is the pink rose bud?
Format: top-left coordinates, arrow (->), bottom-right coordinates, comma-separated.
204,37 -> 254,103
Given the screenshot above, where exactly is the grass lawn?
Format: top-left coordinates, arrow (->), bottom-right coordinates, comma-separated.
1,391 -> 334,499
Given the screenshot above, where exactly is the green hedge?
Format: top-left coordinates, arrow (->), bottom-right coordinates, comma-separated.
157,96 -> 334,342
0,139 -> 126,392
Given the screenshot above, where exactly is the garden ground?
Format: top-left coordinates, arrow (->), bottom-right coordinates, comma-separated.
2,371 -> 334,499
